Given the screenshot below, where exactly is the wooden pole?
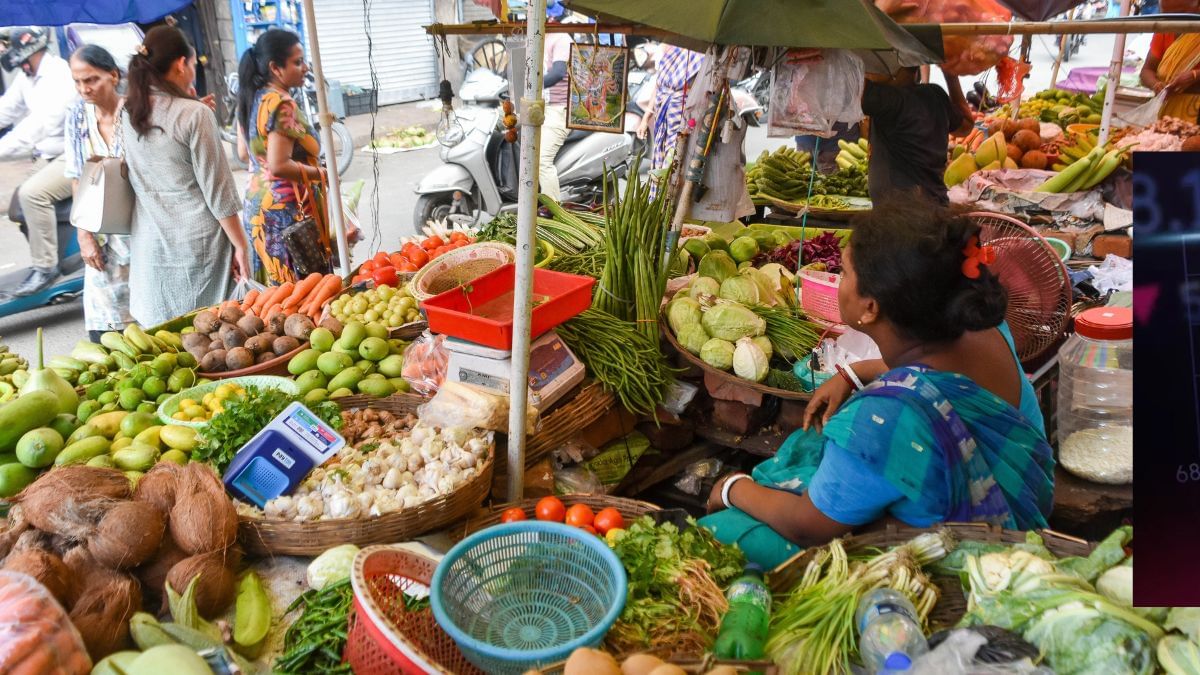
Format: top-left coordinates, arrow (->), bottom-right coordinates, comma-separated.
1100,0 -> 1133,146
1048,7 -> 1079,89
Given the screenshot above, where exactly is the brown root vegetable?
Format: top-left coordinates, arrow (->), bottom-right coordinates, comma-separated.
15,467 -> 130,535
2,548 -> 72,606
169,465 -> 239,555
267,313 -> 287,336
272,336 -> 301,356
1005,143 -> 1023,162
225,347 -> 255,371
207,331 -> 222,343
136,536 -> 188,613
236,314 -> 264,337
218,305 -> 245,325
186,345 -> 209,363
244,334 -> 273,355
207,339 -> 225,353
319,317 -> 344,337
89,501 -> 165,570
220,324 -> 248,350
165,550 -> 237,619
1183,135 -> 1200,152
181,332 -> 210,352
193,310 -> 220,334
256,352 -> 275,364
69,570 -> 141,660
284,314 -> 315,340
199,350 -> 227,373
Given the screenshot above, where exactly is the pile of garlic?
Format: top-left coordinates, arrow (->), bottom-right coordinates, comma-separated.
239,423 -> 493,522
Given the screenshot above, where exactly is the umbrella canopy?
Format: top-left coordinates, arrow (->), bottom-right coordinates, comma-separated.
565,0 -> 940,64
997,0 -> 1089,22
0,0 -> 191,26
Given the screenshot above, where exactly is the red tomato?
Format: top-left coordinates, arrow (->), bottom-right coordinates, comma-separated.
408,248 -> 429,268
500,507 -> 527,523
592,507 -> 625,535
448,231 -> 468,243
373,251 -> 391,266
371,265 -> 398,288
402,242 -> 422,258
388,252 -> 407,268
535,496 -> 566,522
360,260 -> 377,273
580,525 -> 598,535
351,274 -> 370,284
422,235 -> 446,250
397,260 -> 419,273
431,246 -> 449,259
564,503 -> 594,529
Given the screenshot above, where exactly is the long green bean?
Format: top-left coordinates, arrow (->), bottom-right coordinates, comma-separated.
276,578 -> 355,674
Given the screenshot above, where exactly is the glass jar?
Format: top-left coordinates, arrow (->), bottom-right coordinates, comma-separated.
1056,307 -> 1133,484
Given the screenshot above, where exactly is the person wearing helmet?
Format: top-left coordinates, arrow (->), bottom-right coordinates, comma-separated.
0,27 -> 77,296
538,0 -> 573,201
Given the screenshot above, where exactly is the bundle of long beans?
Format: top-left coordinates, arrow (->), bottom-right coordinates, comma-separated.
474,198 -> 604,256
557,308 -> 679,419
547,248 -> 606,278
594,157 -> 676,342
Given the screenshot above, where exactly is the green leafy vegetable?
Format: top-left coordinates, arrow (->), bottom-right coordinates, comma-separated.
1056,525 -> 1132,583
195,385 -> 343,472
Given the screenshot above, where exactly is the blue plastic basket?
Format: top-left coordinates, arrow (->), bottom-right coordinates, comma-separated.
430,521 -> 627,674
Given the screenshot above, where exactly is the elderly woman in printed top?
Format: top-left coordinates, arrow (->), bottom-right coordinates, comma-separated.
65,45 -> 136,343
699,200 -> 1055,569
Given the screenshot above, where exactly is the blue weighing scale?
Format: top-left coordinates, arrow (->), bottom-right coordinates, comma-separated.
223,401 -> 345,508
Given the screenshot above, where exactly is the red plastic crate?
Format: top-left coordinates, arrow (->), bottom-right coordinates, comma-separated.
420,264 -> 595,350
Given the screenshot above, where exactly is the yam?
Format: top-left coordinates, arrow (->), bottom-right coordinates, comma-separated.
69,570 -> 141,660
15,467 -> 129,535
135,537 -> 188,614
218,305 -> 244,325
192,310 -> 219,335
1013,129 -> 1041,152
225,347 -> 254,371
219,325 -> 248,350
236,314 -> 264,337
199,351 -> 227,373
2,548 -> 72,606
133,463 -> 180,518
169,465 -> 238,555
272,336 -> 301,356
181,332 -> 209,352
89,501 -> 165,570
319,317 -> 344,338
284,314 -> 315,340
266,313 -> 286,336
165,551 -> 237,619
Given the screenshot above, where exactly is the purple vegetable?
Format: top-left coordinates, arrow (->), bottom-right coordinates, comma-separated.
752,231 -> 843,273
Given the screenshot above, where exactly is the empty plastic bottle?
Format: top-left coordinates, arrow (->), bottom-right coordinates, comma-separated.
856,588 -> 929,674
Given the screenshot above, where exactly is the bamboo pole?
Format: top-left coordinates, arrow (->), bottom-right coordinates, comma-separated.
302,0 -> 350,274
1048,6 -> 1080,88
1099,0 -> 1133,146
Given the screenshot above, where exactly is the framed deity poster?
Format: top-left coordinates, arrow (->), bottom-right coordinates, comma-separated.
566,43 -> 629,133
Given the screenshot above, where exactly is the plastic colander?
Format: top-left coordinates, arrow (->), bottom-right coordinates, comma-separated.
430,521 -> 627,675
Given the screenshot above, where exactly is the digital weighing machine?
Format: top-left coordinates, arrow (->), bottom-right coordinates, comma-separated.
223,401 -> 346,508
443,330 -> 586,409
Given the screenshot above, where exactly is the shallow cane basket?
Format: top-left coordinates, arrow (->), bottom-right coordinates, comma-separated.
409,242 -> 516,302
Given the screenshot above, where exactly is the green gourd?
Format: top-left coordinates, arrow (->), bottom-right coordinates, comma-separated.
19,328 -> 79,415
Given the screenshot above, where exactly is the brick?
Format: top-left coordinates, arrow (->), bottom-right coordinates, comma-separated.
711,399 -> 777,435
578,406 -> 639,449
1092,234 -> 1131,260
777,399 -> 810,432
704,371 -> 764,406
636,419 -> 695,451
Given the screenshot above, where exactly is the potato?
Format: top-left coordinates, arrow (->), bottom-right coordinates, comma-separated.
193,310 -> 220,334
236,315 -> 264,337
272,336 -> 300,356
565,648 -> 620,675
199,351 -> 227,373
220,324 -> 248,349
243,334 -> 273,355
225,347 -> 254,371
267,314 -> 286,336
255,352 -> 275,364
621,654 -> 666,675
284,314 -> 315,340
218,305 -> 244,325
181,332 -> 209,352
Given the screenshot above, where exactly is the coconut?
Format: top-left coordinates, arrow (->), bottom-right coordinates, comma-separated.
2,548 -> 72,606
1005,143 -> 1023,162
136,536 -> 189,614
1013,129 -> 1042,152
0,505 -> 30,560
89,501 -> 165,570
16,467 -> 130,534
165,550 -> 237,619
62,545 -> 97,607
133,463 -> 181,518
69,570 -> 141,660
169,465 -> 238,555
1020,150 -> 1049,170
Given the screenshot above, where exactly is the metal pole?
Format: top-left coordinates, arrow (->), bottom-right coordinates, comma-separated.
505,2 -> 547,501
301,0 -> 351,274
1099,0 -> 1132,146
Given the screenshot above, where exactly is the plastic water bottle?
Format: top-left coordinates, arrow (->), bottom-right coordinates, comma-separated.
712,564 -> 772,660
856,588 -> 929,674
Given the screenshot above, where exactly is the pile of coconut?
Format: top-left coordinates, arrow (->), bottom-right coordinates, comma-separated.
0,463 -> 241,661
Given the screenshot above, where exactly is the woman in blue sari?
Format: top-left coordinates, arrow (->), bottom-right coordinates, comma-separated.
699,201 -> 1056,569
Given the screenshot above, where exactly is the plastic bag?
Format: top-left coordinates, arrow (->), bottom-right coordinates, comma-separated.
417,380 -> 539,433
768,49 -> 865,138
585,431 -> 651,489
227,276 -> 268,302
913,628 -> 1053,674
661,380 -> 699,416
0,571 -> 92,674
1116,90 -> 1167,129
674,458 -> 724,495
996,56 -> 1032,104
878,0 -> 1013,76
401,331 -> 449,396
552,437 -> 603,467
1086,254 -> 1132,294
554,465 -> 605,495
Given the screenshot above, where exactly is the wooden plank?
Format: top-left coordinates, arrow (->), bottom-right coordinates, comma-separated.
694,425 -> 790,457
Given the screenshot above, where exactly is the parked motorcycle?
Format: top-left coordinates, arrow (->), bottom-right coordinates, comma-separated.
220,70 -> 354,176
0,190 -> 84,317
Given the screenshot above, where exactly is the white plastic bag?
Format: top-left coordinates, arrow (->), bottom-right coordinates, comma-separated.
768,49 -> 865,138
1116,89 -> 1166,128
226,276 -> 268,302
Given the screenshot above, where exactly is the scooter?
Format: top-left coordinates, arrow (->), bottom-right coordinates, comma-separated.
413,68 -> 635,228
0,190 -> 85,317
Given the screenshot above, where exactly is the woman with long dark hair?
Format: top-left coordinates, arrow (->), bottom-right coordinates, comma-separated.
238,29 -> 350,284
121,26 -> 249,326
66,45 -> 134,341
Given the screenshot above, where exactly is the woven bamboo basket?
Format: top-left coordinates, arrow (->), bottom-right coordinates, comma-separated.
494,381 -> 616,473
410,242 -> 516,302
238,446 -> 494,556
453,494 -> 661,542
334,391 -> 427,415
316,283 -> 428,340
660,318 -> 811,402
768,523 -> 1095,632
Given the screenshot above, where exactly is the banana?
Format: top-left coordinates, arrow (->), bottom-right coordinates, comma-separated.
1074,132 -> 1095,152
839,139 -> 866,160
858,137 -> 870,152
0,361 -> 18,377
1060,145 -> 1087,161
148,334 -> 173,353
100,331 -> 139,358
835,155 -> 856,171
1051,162 -> 1069,171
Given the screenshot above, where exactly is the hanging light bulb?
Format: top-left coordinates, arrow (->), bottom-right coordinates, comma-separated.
435,79 -> 465,147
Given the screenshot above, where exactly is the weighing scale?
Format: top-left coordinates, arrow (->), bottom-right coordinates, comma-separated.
443,330 -> 585,409
223,402 -> 345,508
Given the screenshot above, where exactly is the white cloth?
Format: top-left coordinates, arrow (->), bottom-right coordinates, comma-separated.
0,54 -> 75,160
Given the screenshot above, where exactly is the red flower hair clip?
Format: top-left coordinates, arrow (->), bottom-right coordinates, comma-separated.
962,235 -> 996,280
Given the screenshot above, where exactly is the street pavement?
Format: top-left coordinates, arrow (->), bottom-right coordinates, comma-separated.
0,31 -> 1139,361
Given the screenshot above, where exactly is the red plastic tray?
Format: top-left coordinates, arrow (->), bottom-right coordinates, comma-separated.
420,264 -> 594,350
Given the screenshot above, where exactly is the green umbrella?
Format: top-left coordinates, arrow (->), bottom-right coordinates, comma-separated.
565,0 -> 942,64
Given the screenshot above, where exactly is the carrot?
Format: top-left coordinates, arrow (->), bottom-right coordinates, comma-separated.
259,282 -> 293,315
251,285 -> 275,314
303,275 -> 342,317
241,288 -> 260,312
8,643 -> 54,675
264,303 -> 284,321
282,273 -> 323,310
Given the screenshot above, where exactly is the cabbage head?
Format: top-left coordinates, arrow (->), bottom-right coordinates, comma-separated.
733,338 -> 769,382
719,275 -> 761,306
741,267 -> 778,307
307,544 -> 361,590
667,297 -> 703,335
677,324 -> 709,356
689,276 -> 721,301
700,338 -> 735,370
729,236 -> 760,264
702,302 -> 766,342
752,335 -> 774,361
698,250 -> 738,283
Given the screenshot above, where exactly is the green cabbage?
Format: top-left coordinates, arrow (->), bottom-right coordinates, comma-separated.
752,335 -> 774,361
729,236 -> 760,264
698,250 -> 738,283
666,297 -> 703,335
702,302 -> 766,342
677,324 -> 709,355
1159,635 -> 1200,675
689,276 -> 721,301
700,338 -> 735,370
740,267 -> 778,307
718,275 -> 761,306
1095,566 -> 1132,607
733,338 -> 769,382
307,544 -> 360,590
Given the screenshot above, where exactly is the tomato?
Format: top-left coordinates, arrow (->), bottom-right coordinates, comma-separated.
564,503 -> 594,529
397,260 -> 419,273
431,246 -> 449,259
535,496 -> 566,522
580,525 -> 598,536
500,507 -> 527,523
448,231 -> 468,243
360,260 -> 377,273
592,507 -> 624,535
389,252 -> 408,269
402,242 -> 422,258
422,235 -> 446,250
407,248 -> 429,268
371,265 -> 398,288
373,251 -> 391,266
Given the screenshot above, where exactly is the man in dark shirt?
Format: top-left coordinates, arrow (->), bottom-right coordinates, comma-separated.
861,66 -> 973,205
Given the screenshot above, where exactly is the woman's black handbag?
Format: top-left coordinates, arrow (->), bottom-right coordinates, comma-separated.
283,182 -> 332,277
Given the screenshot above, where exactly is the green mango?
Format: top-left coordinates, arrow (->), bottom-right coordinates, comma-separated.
327,367 -> 364,394
295,370 -> 328,396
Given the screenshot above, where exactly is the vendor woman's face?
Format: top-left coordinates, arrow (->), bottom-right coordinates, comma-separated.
838,244 -> 867,327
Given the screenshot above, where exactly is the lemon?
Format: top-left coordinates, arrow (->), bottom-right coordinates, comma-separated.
179,398 -> 197,409
172,412 -> 188,421
183,404 -> 206,418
